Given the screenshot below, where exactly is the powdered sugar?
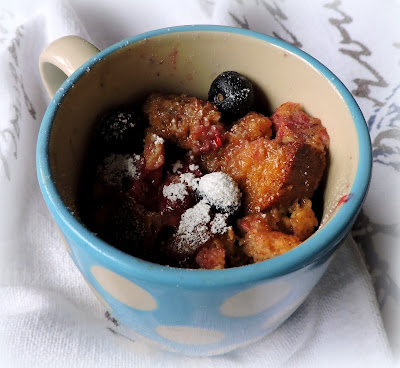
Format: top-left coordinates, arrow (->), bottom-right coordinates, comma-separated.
179,172 -> 200,191
171,161 -> 198,174
162,171 -> 200,203
101,153 -> 140,187
174,201 -> 230,255
210,213 -> 228,235
163,182 -> 188,202
172,160 -> 182,173
198,172 -> 241,214
169,171 -> 239,253
175,200 -> 212,254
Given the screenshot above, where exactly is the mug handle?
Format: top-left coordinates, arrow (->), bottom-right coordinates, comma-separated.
39,35 -> 100,98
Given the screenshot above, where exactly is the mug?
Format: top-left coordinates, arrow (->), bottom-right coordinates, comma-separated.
37,25 -> 371,356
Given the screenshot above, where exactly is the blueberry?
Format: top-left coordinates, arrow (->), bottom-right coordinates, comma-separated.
96,109 -> 144,152
197,172 -> 242,215
208,71 -> 254,120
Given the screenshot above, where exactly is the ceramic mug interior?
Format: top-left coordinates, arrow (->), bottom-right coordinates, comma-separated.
37,25 -> 371,355
45,29 -> 367,227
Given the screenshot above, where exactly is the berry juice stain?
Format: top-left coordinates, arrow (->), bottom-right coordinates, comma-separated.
336,193 -> 353,208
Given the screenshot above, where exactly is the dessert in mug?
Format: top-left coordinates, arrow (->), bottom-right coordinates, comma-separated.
79,71 -> 329,269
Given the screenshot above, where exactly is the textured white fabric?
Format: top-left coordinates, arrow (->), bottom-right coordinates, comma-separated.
0,0 -> 397,367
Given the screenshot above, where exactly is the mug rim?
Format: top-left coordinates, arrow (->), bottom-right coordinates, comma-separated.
36,24 -> 371,288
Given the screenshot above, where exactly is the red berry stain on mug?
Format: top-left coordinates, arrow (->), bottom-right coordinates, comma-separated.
336,193 -> 353,208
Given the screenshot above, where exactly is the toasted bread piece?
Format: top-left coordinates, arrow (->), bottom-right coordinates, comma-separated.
143,93 -> 225,154
271,102 -> 329,151
229,111 -> 273,143
238,213 -> 300,262
201,138 -> 325,212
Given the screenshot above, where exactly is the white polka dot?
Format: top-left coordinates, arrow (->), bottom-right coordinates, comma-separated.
156,325 -> 225,345
91,265 -> 157,311
263,296 -> 306,329
220,281 -> 291,317
128,330 -> 177,352
86,281 -> 112,310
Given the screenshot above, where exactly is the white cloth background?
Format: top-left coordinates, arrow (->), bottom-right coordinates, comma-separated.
0,0 -> 398,367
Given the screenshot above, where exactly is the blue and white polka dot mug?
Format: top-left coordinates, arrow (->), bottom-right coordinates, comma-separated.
37,25 -> 371,356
